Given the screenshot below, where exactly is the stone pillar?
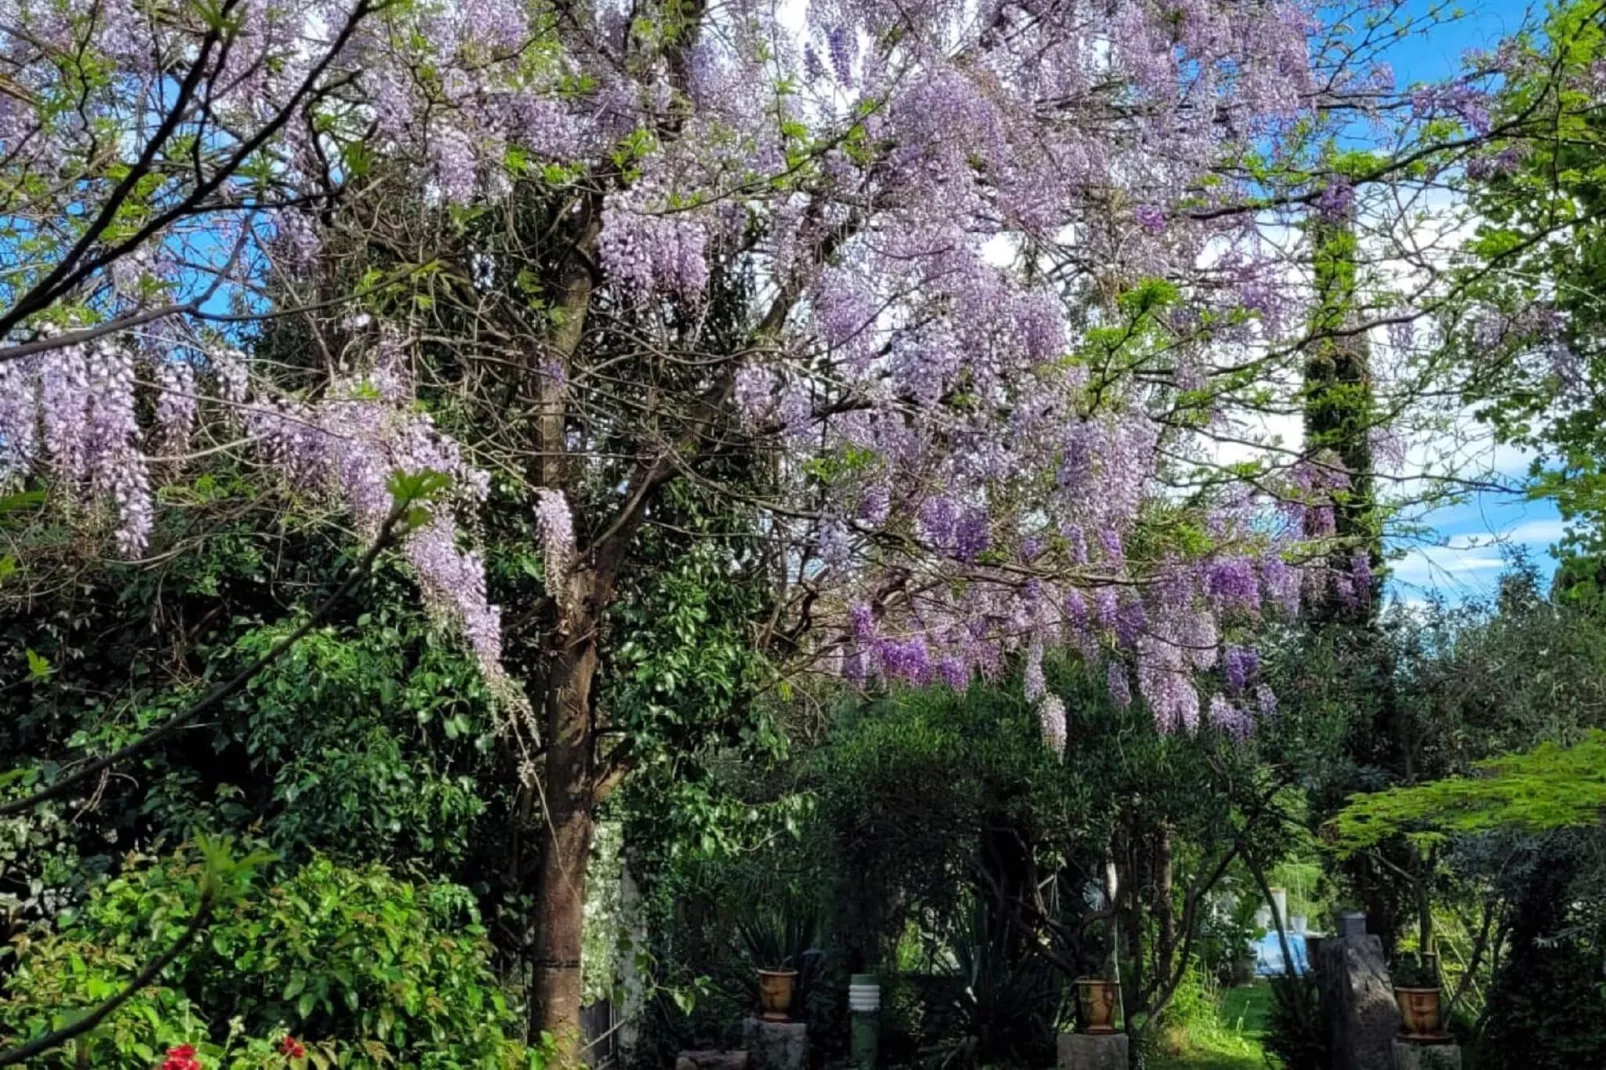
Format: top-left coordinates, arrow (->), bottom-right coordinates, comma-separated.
743,1018 -> 807,1070
1316,922 -> 1401,1070
1392,1040 -> 1461,1070
618,861 -> 648,1066
1056,1033 -> 1128,1070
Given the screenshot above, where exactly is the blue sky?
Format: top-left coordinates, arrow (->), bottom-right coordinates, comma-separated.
1376,1 -> 1566,604
1384,1 -> 1538,82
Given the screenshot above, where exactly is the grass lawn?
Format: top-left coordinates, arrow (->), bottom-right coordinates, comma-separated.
1147,982 -> 1274,1070
1218,984 -> 1272,1039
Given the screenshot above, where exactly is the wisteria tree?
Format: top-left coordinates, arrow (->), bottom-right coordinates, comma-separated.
1445,1 -> 1606,578
0,0 -> 1572,1053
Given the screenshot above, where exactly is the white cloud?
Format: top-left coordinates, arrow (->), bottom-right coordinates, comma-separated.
1442,555 -> 1505,573
1502,517 -> 1571,544
1391,546 -> 1507,589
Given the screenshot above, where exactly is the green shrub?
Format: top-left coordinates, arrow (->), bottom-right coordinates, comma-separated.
932,900 -> 1066,1069
1479,931 -> 1606,1069
1262,972 -> 1327,1070
1390,952 -> 1439,989
0,847 -> 544,1069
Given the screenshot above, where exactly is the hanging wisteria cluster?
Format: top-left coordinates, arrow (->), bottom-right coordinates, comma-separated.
242,331 -> 506,684
0,0 -> 1493,747
0,336 -> 153,557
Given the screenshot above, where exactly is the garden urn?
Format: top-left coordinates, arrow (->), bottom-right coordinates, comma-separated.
758,969 -> 799,1022
1394,987 -> 1443,1040
1074,978 -> 1119,1035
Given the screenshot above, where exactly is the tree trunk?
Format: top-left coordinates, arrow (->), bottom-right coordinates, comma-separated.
530,800 -> 595,1058
530,629 -> 602,1060
1154,828 -> 1176,989
1415,860 -> 1435,959
1117,823 -> 1144,1018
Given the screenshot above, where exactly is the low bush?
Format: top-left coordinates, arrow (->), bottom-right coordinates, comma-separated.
0,845 -> 543,1069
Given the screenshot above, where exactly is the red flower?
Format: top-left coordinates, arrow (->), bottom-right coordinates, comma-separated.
160,1045 -> 203,1070
279,1036 -> 307,1059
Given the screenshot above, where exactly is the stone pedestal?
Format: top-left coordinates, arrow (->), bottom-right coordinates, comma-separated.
1056,1032 -> 1128,1070
676,1051 -> 750,1070
1316,932 -> 1402,1070
742,1018 -> 807,1070
1392,1039 -> 1461,1070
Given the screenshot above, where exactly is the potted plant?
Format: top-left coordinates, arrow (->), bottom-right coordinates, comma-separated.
738,906 -> 823,1022
1074,973 -> 1120,1035
942,899 -> 1066,1064
1391,952 -> 1444,1039
757,966 -> 800,1022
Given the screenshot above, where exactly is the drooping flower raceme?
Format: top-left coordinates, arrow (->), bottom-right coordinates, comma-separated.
536,489 -> 576,592
241,342 -> 505,693
1038,694 -> 1068,757
0,338 -> 152,555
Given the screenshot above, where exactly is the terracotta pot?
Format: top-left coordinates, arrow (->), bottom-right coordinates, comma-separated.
1395,986 -> 1443,1039
1075,978 -> 1119,1035
758,969 -> 799,1022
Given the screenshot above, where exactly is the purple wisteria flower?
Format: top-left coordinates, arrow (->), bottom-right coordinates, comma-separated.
535,488 -> 575,589
1223,645 -> 1258,694
1115,596 -> 1147,648
1064,589 -> 1089,629
920,495 -> 958,550
1314,179 -> 1354,221
1064,523 -> 1089,565
1094,587 -> 1120,628
1107,661 -> 1132,708
850,601 -> 876,640
155,360 -> 197,456
1023,639 -> 1046,702
938,655 -> 970,690
1208,695 -> 1253,740
955,508 -> 991,563
1038,694 -> 1067,757
1207,556 -> 1262,614
876,635 -> 932,683
826,24 -> 855,84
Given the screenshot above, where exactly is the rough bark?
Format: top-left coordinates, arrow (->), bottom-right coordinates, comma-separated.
1154,828 -> 1176,990
533,203 -> 600,491
529,632 -> 602,1057
525,197 -> 605,1058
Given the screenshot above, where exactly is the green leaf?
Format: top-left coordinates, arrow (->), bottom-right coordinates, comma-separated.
1332,731 -> 1606,852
